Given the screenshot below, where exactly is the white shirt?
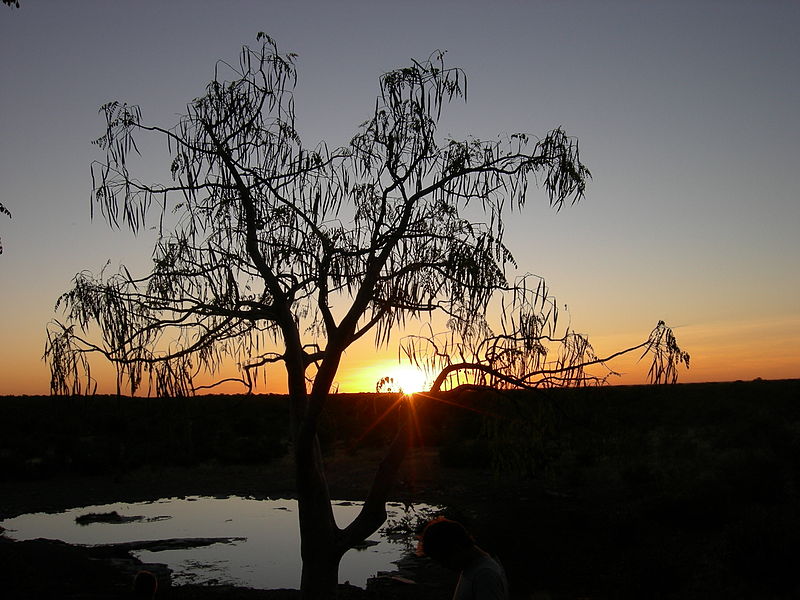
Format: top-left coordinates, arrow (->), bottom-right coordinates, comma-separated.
453,554 -> 509,600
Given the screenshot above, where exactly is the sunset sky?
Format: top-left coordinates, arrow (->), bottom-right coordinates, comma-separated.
1,0 -> 798,395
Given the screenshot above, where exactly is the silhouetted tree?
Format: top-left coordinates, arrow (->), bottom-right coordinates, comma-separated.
2,1 -> 20,9
46,34 -> 687,599
0,201 -> 10,254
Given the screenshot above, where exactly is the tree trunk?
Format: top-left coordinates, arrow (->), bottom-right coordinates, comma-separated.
295,418 -> 340,600
294,394 -> 412,599
299,545 -> 344,600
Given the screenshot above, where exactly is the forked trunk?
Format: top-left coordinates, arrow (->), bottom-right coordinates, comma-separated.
294,392 -> 412,600
299,545 -> 344,600
295,421 -> 341,600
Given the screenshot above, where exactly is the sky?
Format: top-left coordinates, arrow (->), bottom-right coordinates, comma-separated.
1,0 -> 798,395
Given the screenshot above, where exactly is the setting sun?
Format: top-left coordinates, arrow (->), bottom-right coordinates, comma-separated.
384,364 -> 429,395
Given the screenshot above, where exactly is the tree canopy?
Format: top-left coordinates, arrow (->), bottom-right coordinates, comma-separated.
45,34 -> 648,398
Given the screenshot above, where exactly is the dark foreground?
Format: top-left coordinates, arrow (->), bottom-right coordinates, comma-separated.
0,450 -> 464,600
2,379 -> 800,599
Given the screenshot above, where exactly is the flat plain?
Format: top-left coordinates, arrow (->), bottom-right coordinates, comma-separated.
2,379 -> 799,599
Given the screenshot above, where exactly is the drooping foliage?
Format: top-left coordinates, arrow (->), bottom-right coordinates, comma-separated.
44,35 -> 630,400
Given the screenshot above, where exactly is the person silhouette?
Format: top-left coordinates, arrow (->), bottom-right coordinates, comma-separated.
418,517 -> 509,600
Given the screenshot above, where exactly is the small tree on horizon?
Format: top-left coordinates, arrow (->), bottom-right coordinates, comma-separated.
45,34 -> 688,599
0,200 -> 9,254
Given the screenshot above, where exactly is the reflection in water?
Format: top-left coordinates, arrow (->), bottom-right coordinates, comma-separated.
0,497 -> 437,589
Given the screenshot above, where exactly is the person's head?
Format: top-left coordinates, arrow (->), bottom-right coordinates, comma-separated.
417,517 -> 475,569
133,570 -> 158,598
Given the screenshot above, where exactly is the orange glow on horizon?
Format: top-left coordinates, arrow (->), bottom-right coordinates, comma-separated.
1,316 -> 797,396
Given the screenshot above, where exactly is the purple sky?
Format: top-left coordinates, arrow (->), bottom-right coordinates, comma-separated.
1,0 -> 798,393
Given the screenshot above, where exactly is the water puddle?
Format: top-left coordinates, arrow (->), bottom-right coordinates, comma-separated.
0,496 -> 439,589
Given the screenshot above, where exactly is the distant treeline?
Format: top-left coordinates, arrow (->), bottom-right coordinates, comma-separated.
1,392 -> 452,478
2,380 -> 799,481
